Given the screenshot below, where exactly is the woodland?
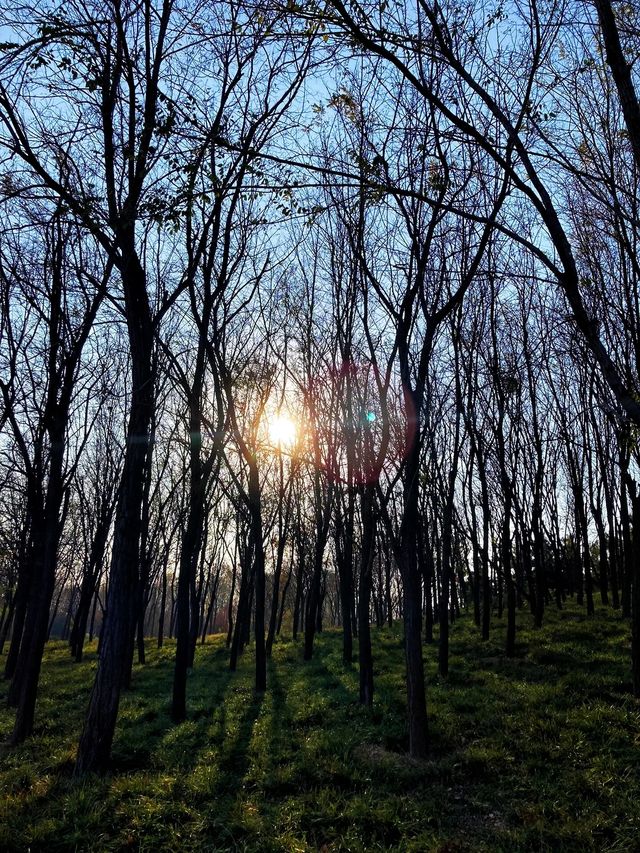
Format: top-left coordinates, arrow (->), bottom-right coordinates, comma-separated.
0,0 -> 640,849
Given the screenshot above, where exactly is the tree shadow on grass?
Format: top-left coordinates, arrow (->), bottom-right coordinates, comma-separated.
215,686 -> 264,795
111,639 -> 237,773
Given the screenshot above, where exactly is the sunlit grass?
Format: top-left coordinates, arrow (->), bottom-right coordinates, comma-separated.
0,603 -> 639,851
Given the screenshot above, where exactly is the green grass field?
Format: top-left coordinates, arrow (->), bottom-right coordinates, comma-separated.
1,605 -> 639,851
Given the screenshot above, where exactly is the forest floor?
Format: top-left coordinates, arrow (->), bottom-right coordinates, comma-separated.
1,603 -> 639,852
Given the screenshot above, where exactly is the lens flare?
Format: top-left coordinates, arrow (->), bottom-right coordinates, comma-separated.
307,360 -> 415,485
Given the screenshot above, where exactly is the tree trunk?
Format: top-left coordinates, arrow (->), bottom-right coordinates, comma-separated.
358,485 -> 375,705
74,255 -> 154,777
335,493 -> 354,664
303,469 -> 331,661
4,532 -> 34,685
277,539 -> 295,636
172,420 -> 205,721
0,594 -> 15,656
11,423 -> 66,743
230,543 -> 251,671
631,489 -> 640,697
157,554 -> 168,649
399,433 -> 428,758
249,462 -> 267,692
267,469 -> 290,657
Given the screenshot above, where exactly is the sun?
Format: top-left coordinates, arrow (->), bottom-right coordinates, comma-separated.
268,413 -> 297,448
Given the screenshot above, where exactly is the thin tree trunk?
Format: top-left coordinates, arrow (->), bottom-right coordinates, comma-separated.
249,462 -> 267,692
358,484 -> 375,705
631,489 -> 640,697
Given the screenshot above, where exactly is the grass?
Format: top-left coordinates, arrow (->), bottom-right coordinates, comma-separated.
1,603 -> 639,851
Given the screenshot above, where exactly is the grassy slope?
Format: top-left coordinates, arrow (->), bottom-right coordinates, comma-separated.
0,604 -> 639,852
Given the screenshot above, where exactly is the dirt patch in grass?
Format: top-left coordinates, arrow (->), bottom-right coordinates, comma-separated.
353,742 -> 436,772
